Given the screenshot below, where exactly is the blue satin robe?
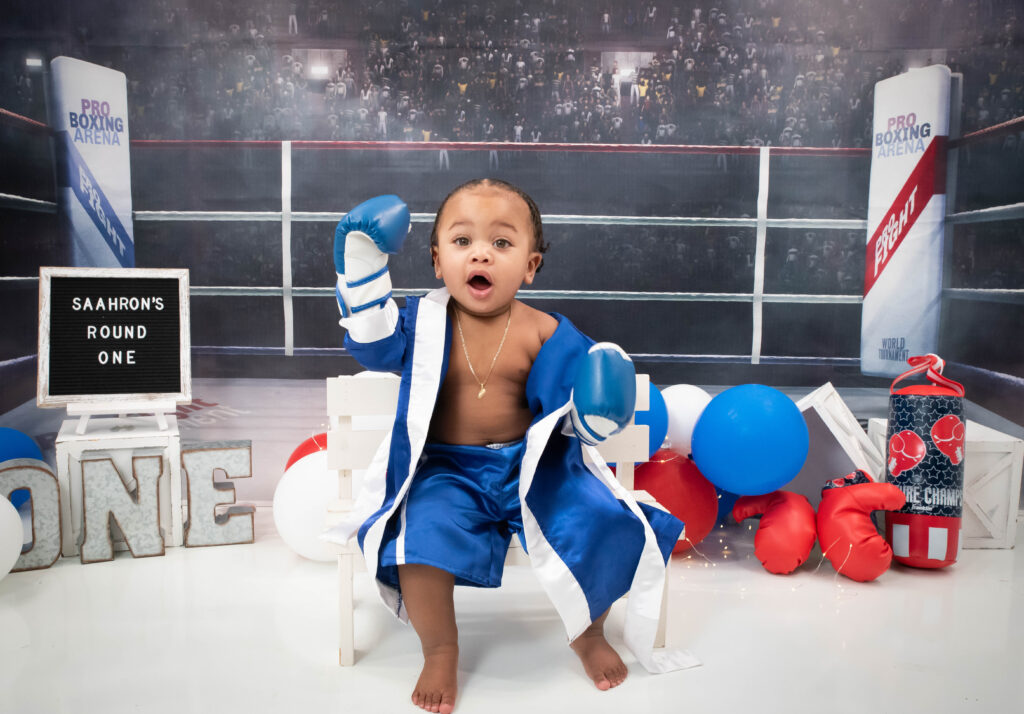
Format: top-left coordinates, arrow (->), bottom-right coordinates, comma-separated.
323,288 -> 698,673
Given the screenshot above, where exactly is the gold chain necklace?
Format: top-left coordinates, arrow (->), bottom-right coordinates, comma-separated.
453,305 -> 512,399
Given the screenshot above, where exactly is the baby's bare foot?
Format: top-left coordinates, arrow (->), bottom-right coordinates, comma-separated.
570,632 -> 628,690
411,644 -> 458,714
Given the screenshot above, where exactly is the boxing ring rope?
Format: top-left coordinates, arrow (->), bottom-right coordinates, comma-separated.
185,345 -> 860,368
946,203 -> 1024,226
136,210 -> 865,231
0,107 -> 48,131
948,114 -> 1024,148
943,114 -> 1024,308
3,106 -> 1023,366
0,192 -> 57,214
0,108 -> 57,214
183,286 -> 862,304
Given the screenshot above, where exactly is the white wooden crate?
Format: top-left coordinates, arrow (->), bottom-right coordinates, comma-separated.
868,418 -> 1023,549
791,383 -> 885,508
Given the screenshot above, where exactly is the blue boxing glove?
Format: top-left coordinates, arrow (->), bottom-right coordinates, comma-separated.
570,342 -> 637,446
334,195 -> 411,317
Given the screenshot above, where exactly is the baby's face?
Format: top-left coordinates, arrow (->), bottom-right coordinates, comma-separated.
432,187 -> 542,318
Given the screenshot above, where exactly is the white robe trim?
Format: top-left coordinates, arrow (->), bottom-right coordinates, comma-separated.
517,402 -> 593,642
322,287 -> 450,621
581,444 -> 702,673
362,287 -> 449,620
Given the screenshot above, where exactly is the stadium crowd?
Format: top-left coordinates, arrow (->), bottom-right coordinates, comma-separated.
1,0 -> 1011,146
92,0 -> 1022,148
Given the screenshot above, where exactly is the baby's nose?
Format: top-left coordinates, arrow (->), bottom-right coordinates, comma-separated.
470,245 -> 492,261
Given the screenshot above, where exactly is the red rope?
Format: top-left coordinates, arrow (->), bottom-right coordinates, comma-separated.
0,107 -> 51,133
131,139 -> 283,148
8,103 -> 1019,154
290,140 -> 764,155
763,146 -> 869,157
951,115 -> 1024,148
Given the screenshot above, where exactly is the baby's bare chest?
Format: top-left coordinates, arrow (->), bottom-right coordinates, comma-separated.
443,339 -> 534,398
429,336 -> 541,444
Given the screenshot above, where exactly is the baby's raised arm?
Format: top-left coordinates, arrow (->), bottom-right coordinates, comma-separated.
333,195 -> 412,369
334,194 -> 410,320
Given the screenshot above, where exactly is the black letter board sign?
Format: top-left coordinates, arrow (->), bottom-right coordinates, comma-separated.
38,267 -> 191,407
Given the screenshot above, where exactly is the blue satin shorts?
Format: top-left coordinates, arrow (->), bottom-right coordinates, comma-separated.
379,440 -> 527,588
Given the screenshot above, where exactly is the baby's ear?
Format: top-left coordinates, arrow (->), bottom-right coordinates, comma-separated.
523,251 -> 543,284
431,246 -> 442,279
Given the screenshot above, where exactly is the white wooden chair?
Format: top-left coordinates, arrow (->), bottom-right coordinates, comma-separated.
325,372 -> 675,666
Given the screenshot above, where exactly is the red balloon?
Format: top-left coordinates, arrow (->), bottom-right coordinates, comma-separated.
633,449 -> 719,554
285,433 -> 328,471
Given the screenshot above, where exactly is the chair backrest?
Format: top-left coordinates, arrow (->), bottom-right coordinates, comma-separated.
326,373 -> 651,492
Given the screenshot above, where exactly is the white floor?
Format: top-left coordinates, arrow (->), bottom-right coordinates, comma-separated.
1,507 -> 1021,714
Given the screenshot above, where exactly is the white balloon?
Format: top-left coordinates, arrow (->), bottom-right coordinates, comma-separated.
273,449 -> 339,562
662,384 -> 712,458
0,497 -> 22,580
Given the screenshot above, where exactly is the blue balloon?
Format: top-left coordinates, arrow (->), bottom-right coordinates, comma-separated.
633,382 -> 669,460
608,382 -> 668,467
715,488 -> 739,525
0,427 -> 42,464
691,385 -> 809,496
0,428 -> 44,511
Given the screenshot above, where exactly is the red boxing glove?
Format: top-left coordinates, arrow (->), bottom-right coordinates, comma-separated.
816,471 -> 906,582
732,491 -> 816,575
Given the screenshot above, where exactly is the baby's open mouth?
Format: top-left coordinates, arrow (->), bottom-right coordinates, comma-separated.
468,275 -> 492,289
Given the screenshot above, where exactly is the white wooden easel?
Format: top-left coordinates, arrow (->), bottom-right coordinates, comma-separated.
54,400 -> 184,557
37,267 -> 192,558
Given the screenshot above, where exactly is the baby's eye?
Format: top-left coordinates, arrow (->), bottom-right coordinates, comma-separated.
454,236 -> 470,246
493,238 -> 511,249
